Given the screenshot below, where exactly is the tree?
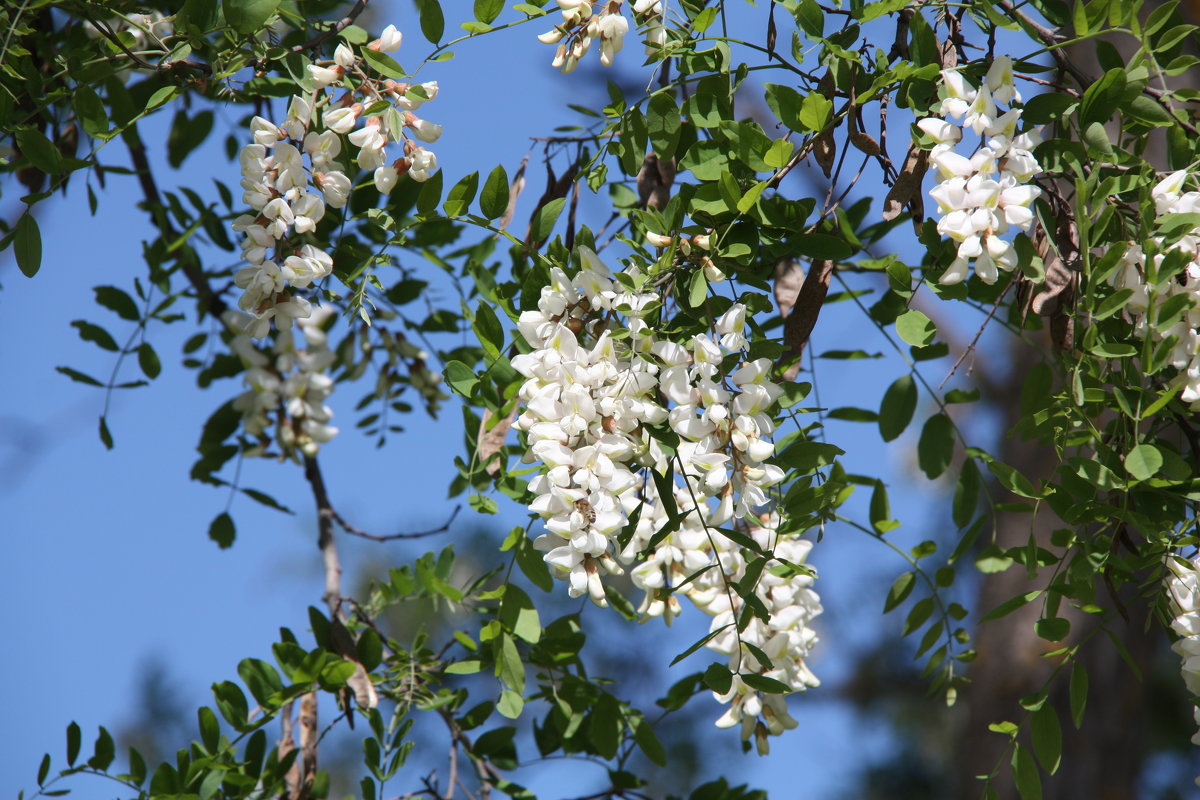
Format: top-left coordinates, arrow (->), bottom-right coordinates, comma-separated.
5,0 -> 1200,798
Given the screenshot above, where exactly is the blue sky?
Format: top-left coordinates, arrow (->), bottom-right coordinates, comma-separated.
0,3 -> 996,798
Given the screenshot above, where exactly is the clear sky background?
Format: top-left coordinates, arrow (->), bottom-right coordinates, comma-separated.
1,3 -> 995,798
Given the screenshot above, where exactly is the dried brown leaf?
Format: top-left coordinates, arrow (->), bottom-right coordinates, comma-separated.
637,152 -> 676,210
813,129 -> 837,177
478,405 -> 517,476
882,145 -> 928,222
499,153 -> 528,232
778,260 -> 834,379
849,129 -> 882,157
773,259 -> 805,318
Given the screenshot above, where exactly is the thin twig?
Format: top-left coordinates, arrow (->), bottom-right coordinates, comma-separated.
938,279 -> 1014,390
291,0 -> 370,53
333,505 -> 460,542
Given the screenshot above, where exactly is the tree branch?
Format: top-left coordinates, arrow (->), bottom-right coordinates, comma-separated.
126,137 -> 228,318
303,454 -> 343,619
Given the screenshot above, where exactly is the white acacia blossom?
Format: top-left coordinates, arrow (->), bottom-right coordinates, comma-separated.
922,56 -> 1043,285
1164,552 -> 1200,782
1107,172 -> 1200,406
513,247 -> 821,746
231,26 -> 442,338
538,0 -> 668,73
225,307 -> 339,458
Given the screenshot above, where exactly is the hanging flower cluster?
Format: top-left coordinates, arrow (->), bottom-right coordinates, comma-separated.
537,0 -> 668,73
225,307 -> 339,459
1164,553 -> 1200,766
620,489 -> 821,752
1107,172 -> 1200,405
231,25 -> 442,338
512,246 -> 820,745
921,56 -> 1043,285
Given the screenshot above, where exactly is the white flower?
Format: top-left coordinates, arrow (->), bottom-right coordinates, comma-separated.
373,24 -> 403,53
251,116 -> 284,147
405,113 -> 443,143
334,43 -> 356,68
307,63 -> 342,88
323,106 -> 359,134
313,170 -> 351,208
374,164 -> 399,193
409,148 -> 438,182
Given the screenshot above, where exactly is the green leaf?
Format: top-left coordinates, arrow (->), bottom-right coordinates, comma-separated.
883,571 -> 916,613
980,590 -> 1041,622
878,374 -> 917,441
73,85 -> 111,140
794,233 -> 852,260
870,480 -> 895,532
896,309 -> 936,347
209,512 -> 235,548
688,269 -> 708,307
764,138 -> 795,169
632,717 -> 666,767
480,165 -> 509,219
988,460 -> 1039,498
98,416 -> 114,449
14,212 -> 41,278
474,0 -> 504,23
222,0 -> 280,34
443,171 -> 479,217
1125,443 -> 1162,480
703,663 -> 733,694
444,361 -> 478,397
15,127 -> 61,174
530,197 -> 565,242
212,681 -> 249,729
1034,617 -> 1070,642
647,93 -> 682,159
499,585 -> 541,644
1012,742 -> 1042,800
763,84 -> 805,131
144,86 -> 178,113
917,413 -> 954,479
1031,704 -> 1062,775
94,286 -> 139,320
1079,67 -> 1126,126
198,707 -> 220,753
794,0 -> 823,36
66,722 -> 81,766
473,302 -> 504,359
740,673 -> 791,694
361,48 -> 407,79
1069,662 -> 1088,729
1082,121 -> 1112,155
88,726 -> 115,770
495,632 -> 525,693
137,343 -> 162,379
799,92 -> 833,131
902,597 -> 934,635
71,320 -> 118,351
415,0 -> 445,43
167,109 -> 214,168
496,689 -> 524,719
953,459 -> 980,527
